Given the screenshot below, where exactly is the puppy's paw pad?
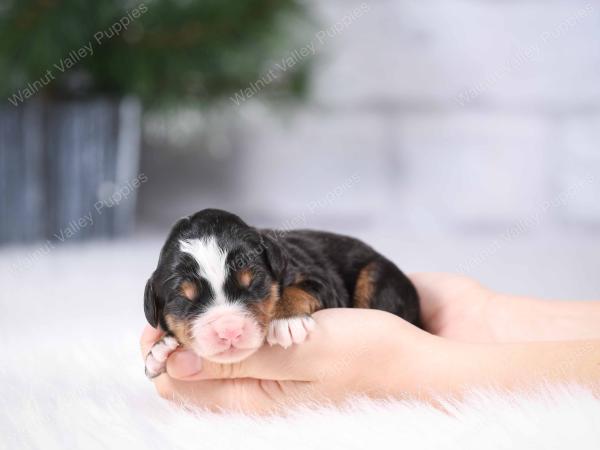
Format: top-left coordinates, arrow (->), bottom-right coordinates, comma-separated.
267,316 -> 315,349
145,336 -> 179,379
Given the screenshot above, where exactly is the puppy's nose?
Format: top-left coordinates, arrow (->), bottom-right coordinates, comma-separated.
213,316 -> 245,343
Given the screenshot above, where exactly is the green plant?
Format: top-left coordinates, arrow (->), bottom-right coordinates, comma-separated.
0,0 -> 311,107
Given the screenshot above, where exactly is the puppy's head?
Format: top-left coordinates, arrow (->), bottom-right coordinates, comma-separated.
144,209 -> 286,363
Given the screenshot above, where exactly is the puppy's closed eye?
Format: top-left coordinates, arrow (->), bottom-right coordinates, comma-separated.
180,280 -> 199,301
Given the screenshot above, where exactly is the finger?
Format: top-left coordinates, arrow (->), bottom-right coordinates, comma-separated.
140,324 -> 165,358
154,375 -> 309,414
166,343 -> 315,382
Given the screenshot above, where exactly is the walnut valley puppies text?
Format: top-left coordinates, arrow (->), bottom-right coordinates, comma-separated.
10,173 -> 148,274
7,3 -> 148,107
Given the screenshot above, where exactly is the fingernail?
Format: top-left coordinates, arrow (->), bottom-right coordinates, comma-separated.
170,350 -> 203,377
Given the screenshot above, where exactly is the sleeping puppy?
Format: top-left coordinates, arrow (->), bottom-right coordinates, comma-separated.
144,208 -> 420,378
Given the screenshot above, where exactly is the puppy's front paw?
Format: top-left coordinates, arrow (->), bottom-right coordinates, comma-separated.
267,316 -> 316,349
145,335 -> 180,379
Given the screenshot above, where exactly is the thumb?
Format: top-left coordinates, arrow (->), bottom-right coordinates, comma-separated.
166,344 -> 315,382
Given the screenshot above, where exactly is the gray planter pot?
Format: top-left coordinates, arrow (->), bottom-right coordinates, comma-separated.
0,96 -> 142,244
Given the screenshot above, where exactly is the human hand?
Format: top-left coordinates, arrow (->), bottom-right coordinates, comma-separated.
141,294 -> 600,412
140,308 -> 437,413
410,272 -> 498,342
411,272 -> 600,343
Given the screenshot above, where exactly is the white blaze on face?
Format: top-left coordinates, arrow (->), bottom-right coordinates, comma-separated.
179,236 -> 264,361
179,236 -> 229,306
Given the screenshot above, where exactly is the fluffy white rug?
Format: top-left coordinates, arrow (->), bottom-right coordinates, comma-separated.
1,239 -> 599,449
3,336 -> 600,450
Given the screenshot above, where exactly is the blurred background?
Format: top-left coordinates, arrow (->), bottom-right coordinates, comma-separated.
1,0 -> 600,336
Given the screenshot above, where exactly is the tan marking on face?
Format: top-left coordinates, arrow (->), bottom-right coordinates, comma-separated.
237,269 -> 253,288
165,314 -> 193,347
276,285 -> 321,318
180,281 -> 197,301
354,261 -> 376,309
247,282 -> 279,329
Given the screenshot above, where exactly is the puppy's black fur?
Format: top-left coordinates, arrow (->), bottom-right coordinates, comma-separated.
264,228 -> 420,323
145,209 -> 420,344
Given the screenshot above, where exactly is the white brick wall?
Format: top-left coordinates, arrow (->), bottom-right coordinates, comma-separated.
229,0 -> 600,235
391,113 -> 552,229
313,0 -> 600,108
235,106 -> 388,228
555,114 -> 600,223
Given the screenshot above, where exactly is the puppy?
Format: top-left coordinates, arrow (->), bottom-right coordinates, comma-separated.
144,209 -> 420,378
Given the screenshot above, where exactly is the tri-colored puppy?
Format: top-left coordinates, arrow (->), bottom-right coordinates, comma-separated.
144,209 -> 420,378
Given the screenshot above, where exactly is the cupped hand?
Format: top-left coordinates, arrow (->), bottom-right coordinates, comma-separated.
140,308 -> 437,413
141,276 -> 600,412
410,272 -> 498,342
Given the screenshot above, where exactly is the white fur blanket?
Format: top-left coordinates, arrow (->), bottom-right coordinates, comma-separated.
1,240 -> 599,449
3,336 -> 600,450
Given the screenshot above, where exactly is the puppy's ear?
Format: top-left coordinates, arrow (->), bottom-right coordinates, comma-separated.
261,232 -> 288,281
144,276 -> 161,328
